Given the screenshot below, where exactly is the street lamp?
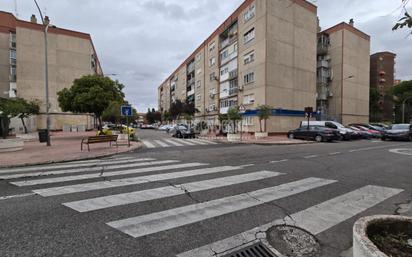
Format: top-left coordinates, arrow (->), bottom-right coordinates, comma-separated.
401,96 -> 412,123
34,0 -> 51,146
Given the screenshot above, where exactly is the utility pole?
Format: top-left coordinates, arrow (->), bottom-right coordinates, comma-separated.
34,0 -> 51,146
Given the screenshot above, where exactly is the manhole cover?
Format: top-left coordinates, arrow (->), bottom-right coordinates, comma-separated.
220,242 -> 278,257
266,225 -> 321,257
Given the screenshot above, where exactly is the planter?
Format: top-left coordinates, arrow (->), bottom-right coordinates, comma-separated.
227,133 -> 241,142
353,215 -> 412,257
255,132 -> 268,139
0,138 -> 24,153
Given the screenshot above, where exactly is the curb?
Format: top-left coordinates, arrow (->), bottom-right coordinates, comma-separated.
0,143 -> 143,169
199,138 -> 315,146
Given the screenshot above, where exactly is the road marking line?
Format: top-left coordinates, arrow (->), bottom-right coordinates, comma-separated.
0,157 -> 154,175
177,185 -> 403,257
154,140 -> 170,148
0,158 -> 157,180
186,139 -> 207,145
389,148 -> 412,156
173,139 -> 196,146
304,155 -> 318,159
33,165 -> 243,197
107,177 -> 336,238
11,161 -> 194,187
270,159 -> 289,163
195,139 -> 218,145
0,192 -> 36,201
140,140 -> 156,148
329,152 -> 341,156
63,171 -> 283,212
348,143 -> 410,153
163,139 -> 184,146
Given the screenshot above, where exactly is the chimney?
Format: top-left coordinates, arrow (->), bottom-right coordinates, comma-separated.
44,16 -> 50,26
349,18 -> 354,27
30,14 -> 37,23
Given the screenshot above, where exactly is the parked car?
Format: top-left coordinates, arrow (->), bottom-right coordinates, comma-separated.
287,126 -> 338,142
350,125 -> 382,138
300,121 -> 354,140
141,124 -> 155,129
169,125 -> 195,139
349,126 -> 371,139
381,124 -> 412,141
349,123 -> 386,133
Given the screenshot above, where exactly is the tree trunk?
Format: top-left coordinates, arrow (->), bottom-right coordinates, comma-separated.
264,119 -> 267,133
20,117 -> 28,134
259,118 -> 262,132
98,116 -> 103,131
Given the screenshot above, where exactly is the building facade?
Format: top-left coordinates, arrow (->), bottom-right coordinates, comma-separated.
158,0 -> 318,133
370,51 -> 396,122
316,21 -> 371,125
0,11 -> 102,132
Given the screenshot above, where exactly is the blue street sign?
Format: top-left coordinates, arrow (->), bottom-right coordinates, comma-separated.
121,105 -> 132,117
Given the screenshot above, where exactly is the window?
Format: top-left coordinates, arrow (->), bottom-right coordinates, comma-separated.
244,28 -> 255,44
196,94 -> 201,101
10,49 -> 16,60
220,50 -> 229,61
209,41 -> 216,52
220,66 -> 229,77
10,32 -> 16,48
244,50 -> 255,65
197,68 -> 202,75
243,116 -> 254,126
220,98 -> 238,108
243,94 -> 255,105
196,53 -> 202,62
196,80 -> 201,88
244,3 -> 256,22
209,88 -> 216,95
209,57 -> 216,67
244,72 -> 255,84
210,72 -> 216,81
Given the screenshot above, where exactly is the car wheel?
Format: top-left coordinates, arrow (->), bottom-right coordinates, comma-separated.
288,133 -> 294,139
315,135 -> 323,142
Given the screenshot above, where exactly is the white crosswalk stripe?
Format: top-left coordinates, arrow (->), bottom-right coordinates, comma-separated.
106,177 -> 337,238
0,158 -> 157,180
140,140 -> 156,148
177,185 -> 403,257
32,165 -> 242,197
2,156 -> 404,255
12,161 -> 202,187
140,138 -> 218,148
154,140 -> 170,147
0,157 -> 151,175
63,171 -> 283,212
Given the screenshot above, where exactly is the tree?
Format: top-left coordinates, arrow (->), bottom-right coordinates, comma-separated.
227,107 -> 242,134
393,1 -> 411,33
170,100 -> 184,120
162,111 -> 172,123
390,80 -> 412,122
0,97 -> 39,137
57,75 -> 124,129
257,105 -> 272,132
218,113 -> 228,134
369,88 -> 382,122
145,108 -> 162,124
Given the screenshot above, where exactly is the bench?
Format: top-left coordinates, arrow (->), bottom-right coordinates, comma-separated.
81,135 -> 118,151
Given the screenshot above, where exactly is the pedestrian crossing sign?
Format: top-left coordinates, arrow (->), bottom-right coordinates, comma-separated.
121,105 -> 132,117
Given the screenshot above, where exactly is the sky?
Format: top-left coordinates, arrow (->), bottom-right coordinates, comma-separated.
0,0 -> 411,112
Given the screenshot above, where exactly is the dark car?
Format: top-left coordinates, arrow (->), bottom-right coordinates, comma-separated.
287,126 -> 338,142
169,125 -> 195,139
381,124 -> 412,141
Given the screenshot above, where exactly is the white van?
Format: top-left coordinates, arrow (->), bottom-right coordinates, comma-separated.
300,121 -> 354,140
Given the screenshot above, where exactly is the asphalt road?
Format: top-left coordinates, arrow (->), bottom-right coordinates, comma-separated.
1,129 -> 411,257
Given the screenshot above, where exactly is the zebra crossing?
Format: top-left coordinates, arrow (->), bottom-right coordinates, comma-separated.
0,155 -> 404,257
140,138 -> 218,149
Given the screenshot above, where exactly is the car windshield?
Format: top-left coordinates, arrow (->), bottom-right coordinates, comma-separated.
391,124 -> 410,130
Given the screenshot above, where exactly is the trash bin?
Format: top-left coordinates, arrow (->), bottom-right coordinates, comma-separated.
38,129 -> 49,143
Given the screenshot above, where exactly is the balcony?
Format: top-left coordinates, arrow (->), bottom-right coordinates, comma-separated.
9,74 -> 16,82
221,49 -> 238,66
317,60 -> 329,68
187,88 -> 195,96
229,70 -> 238,80
187,77 -> 195,86
187,63 -> 195,73
229,88 -> 238,96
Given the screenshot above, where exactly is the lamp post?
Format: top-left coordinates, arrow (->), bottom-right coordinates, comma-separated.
401,96 -> 412,123
34,0 -> 50,146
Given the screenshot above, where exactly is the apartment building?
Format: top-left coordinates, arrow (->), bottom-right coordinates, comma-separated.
316,21 -> 370,124
159,0 -> 318,133
0,11 -> 102,132
370,51 -> 396,122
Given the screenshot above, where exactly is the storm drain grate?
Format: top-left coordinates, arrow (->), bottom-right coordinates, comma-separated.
221,242 -> 277,257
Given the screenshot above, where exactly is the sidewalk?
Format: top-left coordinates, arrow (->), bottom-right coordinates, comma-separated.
199,134 -> 313,145
0,131 -> 142,168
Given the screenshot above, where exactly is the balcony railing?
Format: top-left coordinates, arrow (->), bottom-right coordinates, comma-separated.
229,88 -> 238,96
229,70 -> 238,80
9,74 -> 16,82
187,77 -> 195,86
317,60 -> 329,68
